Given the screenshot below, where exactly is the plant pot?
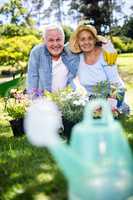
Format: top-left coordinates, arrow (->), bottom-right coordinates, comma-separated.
62,118 -> 76,142
9,118 -> 25,137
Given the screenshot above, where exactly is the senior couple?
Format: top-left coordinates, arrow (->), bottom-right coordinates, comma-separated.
27,22 -> 129,114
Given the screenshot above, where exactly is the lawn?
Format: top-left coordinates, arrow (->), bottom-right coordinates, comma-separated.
117,53 -> 133,87
117,53 -> 133,111
0,99 -> 67,200
0,53 -> 133,200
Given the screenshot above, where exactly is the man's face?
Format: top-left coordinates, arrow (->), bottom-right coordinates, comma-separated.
46,30 -> 64,58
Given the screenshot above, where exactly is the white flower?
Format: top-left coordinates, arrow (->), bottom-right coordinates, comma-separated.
73,100 -> 81,106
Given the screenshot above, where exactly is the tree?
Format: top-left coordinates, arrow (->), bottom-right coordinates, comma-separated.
41,0 -> 65,24
0,0 -> 33,26
69,0 -> 123,34
0,0 -> 45,27
122,17 -> 133,39
22,0 -> 44,26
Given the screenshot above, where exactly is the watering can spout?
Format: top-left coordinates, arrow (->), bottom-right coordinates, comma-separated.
49,142 -> 87,179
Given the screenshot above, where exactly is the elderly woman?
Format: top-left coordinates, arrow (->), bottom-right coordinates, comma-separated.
69,22 -> 129,114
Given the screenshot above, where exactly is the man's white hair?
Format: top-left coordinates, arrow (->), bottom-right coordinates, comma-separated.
43,24 -> 65,40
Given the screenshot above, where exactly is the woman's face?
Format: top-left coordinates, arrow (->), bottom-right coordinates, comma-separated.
78,30 -> 96,53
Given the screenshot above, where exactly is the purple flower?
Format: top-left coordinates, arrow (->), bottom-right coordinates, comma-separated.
27,88 -> 44,99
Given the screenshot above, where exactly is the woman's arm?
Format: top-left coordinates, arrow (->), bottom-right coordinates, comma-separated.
72,76 -> 88,95
105,64 -> 125,89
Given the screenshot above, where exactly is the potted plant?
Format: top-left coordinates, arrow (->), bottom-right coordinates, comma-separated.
5,89 -> 29,137
92,81 -> 123,118
45,85 -> 123,141
45,88 -> 89,141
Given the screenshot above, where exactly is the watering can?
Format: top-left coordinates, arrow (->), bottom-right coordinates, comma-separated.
25,98 -> 133,200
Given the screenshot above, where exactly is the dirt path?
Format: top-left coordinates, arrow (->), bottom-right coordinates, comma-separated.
0,76 -> 13,84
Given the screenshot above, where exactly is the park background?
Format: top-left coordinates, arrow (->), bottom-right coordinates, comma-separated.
0,0 -> 133,199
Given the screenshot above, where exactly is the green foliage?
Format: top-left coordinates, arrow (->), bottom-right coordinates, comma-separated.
122,17 -> 133,39
0,77 -> 22,97
93,81 -> 109,97
0,0 -> 34,26
70,0 -> 122,34
0,35 -> 40,66
112,37 -> 126,53
0,24 -> 40,37
41,0 -> 64,23
112,36 -> 133,53
6,100 -> 27,119
45,87 -> 87,123
125,43 -> 133,53
63,25 -> 73,43
111,26 -> 122,36
119,116 -> 133,147
120,36 -> 133,44
5,89 -> 29,120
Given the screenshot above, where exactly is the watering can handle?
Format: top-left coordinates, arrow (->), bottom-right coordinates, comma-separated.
83,98 -> 114,125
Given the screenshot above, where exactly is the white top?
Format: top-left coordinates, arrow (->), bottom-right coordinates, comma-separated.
77,53 -> 125,93
52,57 -> 68,92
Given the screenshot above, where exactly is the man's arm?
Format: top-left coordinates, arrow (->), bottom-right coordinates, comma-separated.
26,46 -> 40,93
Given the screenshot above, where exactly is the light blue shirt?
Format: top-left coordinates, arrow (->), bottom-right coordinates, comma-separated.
78,53 -> 125,95
27,44 -> 80,92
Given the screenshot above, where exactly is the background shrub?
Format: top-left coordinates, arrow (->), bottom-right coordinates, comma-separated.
63,25 -> 73,43
0,35 -> 40,66
0,24 -> 40,38
112,36 -> 133,53
112,37 -> 127,53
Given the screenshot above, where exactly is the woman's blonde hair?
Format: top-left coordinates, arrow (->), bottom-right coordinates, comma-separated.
69,22 -> 105,53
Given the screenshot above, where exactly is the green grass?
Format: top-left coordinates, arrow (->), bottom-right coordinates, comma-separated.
0,136 -> 67,200
0,98 -> 67,200
117,53 -> 133,85
0,77 -> 23,97
0,122 -> 67,200
117,53 -> 133,111
0,53 -> 133,199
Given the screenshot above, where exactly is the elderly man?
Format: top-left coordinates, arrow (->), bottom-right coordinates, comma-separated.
27,24 -> 79,94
